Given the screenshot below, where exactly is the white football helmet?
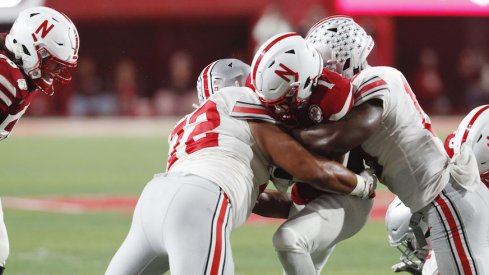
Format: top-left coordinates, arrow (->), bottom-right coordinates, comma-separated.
251,32 -> 323,114
5,6 -> 79,95
385,196 -> 430,273
306,16 -> 374,79
196,58 -> 250,105
450,105 -> 489,186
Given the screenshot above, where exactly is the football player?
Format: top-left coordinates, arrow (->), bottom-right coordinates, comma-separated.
0,7 -> 79,274
303,16 -> 489,274
105,36 -> 376,275
385,104 -> 489,275
385,196 -> 436,275
257,16 -> 489,274
249,32 -> 374,275
195,58 -> 250,105
445,105 -> 489,188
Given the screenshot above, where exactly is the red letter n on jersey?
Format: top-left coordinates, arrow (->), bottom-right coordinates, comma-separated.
275,64 -> 298,82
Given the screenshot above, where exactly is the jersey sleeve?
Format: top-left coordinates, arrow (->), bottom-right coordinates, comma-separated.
227,88 -> 277,123
0,54 -> 32,140
352,73 -> 389,106
0,57 -> 18,113
310,68 -> 354,122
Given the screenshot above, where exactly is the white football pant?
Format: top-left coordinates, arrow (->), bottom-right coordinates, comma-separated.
105,173 -> 234,275
0,199 -> 9,267
421,179 -> 489,275
272,194 -> 373,275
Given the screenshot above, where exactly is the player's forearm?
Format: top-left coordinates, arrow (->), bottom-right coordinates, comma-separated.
293,127 -> 349,158
293,101 -> 383,158
304,160 -> 357,194
252,190 -> 292,219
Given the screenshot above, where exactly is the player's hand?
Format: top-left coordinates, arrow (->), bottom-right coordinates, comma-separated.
361,168 -> 378,199
350,168 -> 378,199
0,132 -> 8,141
392,261 -> 422,275
269,166 -> 294,193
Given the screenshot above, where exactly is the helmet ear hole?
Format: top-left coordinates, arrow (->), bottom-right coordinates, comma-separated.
22,45 -> 31,56
342,58 -> 350,71
303,77 -> 311,89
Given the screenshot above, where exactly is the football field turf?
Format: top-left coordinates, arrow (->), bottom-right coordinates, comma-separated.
0,135 -> 415,274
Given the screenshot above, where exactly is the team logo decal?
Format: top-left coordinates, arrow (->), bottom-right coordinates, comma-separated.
275,63 -> 298,82
17,79 -> 27,90
309,104 -> 323,123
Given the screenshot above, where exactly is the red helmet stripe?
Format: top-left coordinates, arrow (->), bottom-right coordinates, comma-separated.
461,105 -> 489,145
251,32 -> 299,85
202,61 -> 217,100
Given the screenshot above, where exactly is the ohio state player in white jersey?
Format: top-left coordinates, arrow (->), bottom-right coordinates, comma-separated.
391,104 -> 489,275
446,105 -> 489,187
256,16 -> 489,275
385,196 -> 437,275
0,7 -> 79,274
105,42 -> 376,275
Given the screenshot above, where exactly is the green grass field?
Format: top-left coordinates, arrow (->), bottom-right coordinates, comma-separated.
1,136 -> 402,274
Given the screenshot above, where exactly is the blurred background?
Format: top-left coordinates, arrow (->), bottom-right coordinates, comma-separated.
2,0 -> 489,118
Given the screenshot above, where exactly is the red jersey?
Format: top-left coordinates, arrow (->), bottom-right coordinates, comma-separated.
285,68 -> 353,127
289,69 -> 354,204
0,49 -> 35,140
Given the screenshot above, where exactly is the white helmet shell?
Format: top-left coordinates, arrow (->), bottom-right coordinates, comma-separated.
251,32 -> 323,108
385,196 -> 413,246
451,105 -> 489,181
306,16 -> 374,79
5,6 -> 79,92
385,196 -> 430,268
196,58 -> 250,105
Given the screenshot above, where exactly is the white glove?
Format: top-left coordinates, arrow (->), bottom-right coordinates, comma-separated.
392,261 -> 422,275
350,169 -> 377,199
0,133 -> 8,141
269,166 -> 294,193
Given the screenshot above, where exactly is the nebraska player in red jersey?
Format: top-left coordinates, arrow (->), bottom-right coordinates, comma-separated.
249,32 -> 374,275
0,7 -> 79,274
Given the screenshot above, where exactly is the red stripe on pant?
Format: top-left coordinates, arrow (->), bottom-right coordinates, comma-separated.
209,193 -> 229,275
435,194 -> 473,275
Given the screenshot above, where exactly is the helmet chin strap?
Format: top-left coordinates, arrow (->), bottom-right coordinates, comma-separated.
34,77 -> 55,96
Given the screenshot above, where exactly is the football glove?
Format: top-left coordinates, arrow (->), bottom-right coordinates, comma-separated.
392,261 -> 422,275
269,166 -> 294,193
350,168 -> 377,199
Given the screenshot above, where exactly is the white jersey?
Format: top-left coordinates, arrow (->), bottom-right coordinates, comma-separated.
450,105 -> 489,178
422,250 -> 439,275
352,66 -> 449,212
166,87 -> 273,227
